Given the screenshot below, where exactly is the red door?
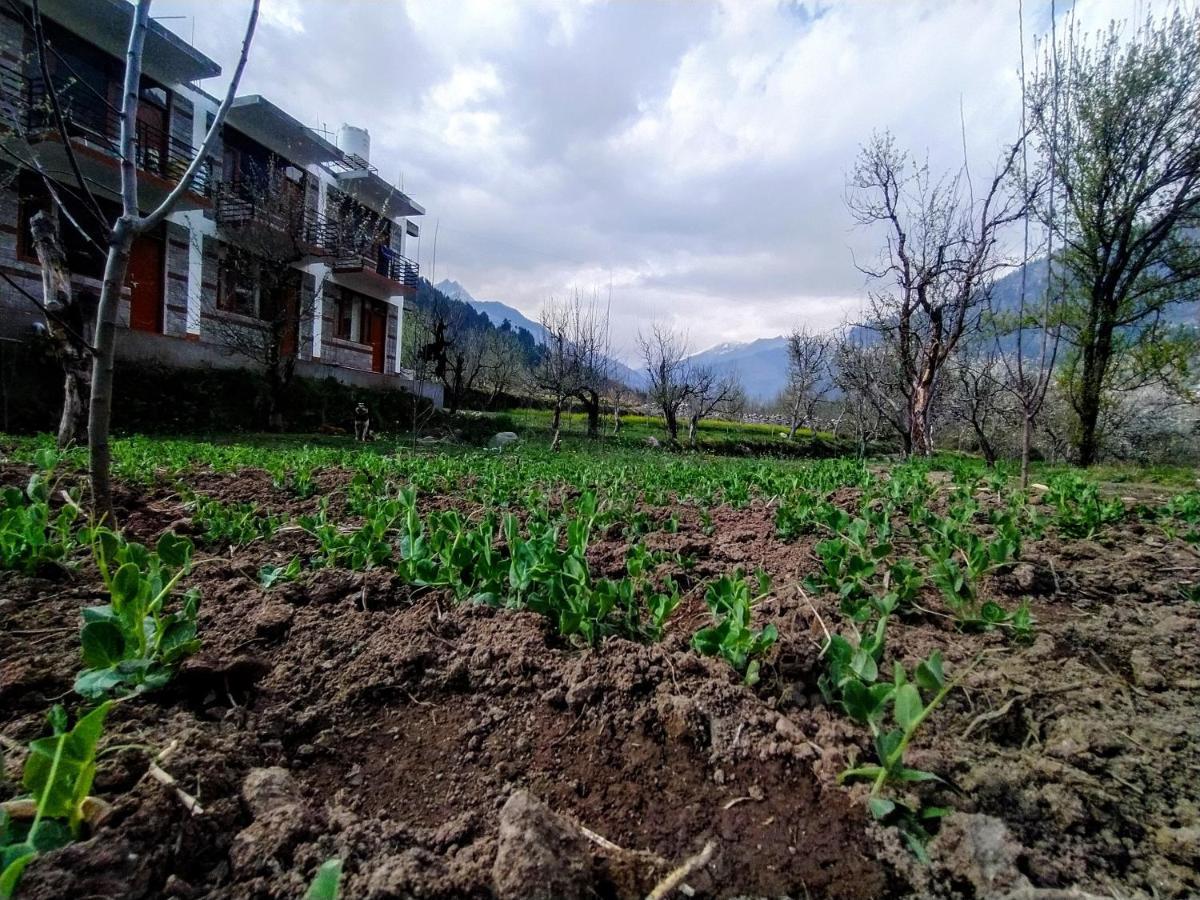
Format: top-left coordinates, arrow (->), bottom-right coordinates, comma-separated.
127,234 -> 164,333
366,304 -> 386,373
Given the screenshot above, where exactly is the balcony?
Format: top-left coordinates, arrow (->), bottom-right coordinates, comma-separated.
6,80 -> 210,211
309,216 -> 418,296
214,177 -> 323,258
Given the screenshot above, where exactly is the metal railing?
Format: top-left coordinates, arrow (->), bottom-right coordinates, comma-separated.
214,177 -> 314,236
19,79 -> 208,190
309,216 -> 418,288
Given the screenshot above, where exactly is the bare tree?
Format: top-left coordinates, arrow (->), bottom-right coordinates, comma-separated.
847,129 -> 1026,456
833,326 -> 911,453
685,366 -> 743,448
638,322 -> 691,444
992,0 -> 1064,485
948,342 -> 1011,467
480,329 -> 526,408
782,326 -> 832,439
534,291 -> 612,443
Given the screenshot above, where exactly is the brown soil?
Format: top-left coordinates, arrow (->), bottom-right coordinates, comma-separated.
1,465 -> 1198,899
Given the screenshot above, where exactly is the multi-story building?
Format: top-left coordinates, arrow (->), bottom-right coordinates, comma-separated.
0,0 -> 440,405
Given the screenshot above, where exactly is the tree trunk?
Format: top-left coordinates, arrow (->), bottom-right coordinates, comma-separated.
59,361 -> 90,447
910,376 -> 934,456
664,408 -> 679,443
550,400 -> 562,451
1020,412 -> 1033,489
89,217 -> 136,522
688,415 -> 699,448
580,390 -> 600,438
612,405 -> 622,435
30,210 -> 93,448
1073,299 -> 1116,467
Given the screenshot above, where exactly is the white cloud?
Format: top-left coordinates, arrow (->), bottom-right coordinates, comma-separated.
155,0 -> 1152,360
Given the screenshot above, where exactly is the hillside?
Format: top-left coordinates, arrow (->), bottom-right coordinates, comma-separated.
435,278 -> 647,389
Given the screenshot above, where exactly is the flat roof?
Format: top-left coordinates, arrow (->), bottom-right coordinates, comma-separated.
227,96 -> 342,166
335,168 -> 425,219
29,0 -> 221,84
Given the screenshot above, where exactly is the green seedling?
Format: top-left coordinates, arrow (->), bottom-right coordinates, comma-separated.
0,449 -> 81,573
839,652 -> 973,861
74,529 -> 199,699
1,702 -> 110,899
1044,473 -> 1125,539
189,496 -> 279,548
305,858 -> 343,900
259,555 -> 302,589
692,569 -> 778,685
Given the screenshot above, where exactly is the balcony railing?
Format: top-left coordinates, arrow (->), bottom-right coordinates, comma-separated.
330,242 -> 419,290
214,177 -> 314,236
20,79 -> 208,191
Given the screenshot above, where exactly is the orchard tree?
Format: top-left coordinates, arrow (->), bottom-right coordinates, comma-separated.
848,130 -> 1025,456
1028,6 -> 1200,465
638,323 -> 691,444
781,326 -> 831,439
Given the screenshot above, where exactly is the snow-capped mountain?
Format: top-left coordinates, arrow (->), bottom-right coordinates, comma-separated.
685,336 -> 790,403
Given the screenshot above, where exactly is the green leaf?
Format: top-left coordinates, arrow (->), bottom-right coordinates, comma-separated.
155,533 -> 193,570
915,652 -> 945,691
110,563 -> 141,609
80,621 -> 125,669
305,858 -> 343,900
868,796 -> 896,819
893,684 -> 924,732
73,668 -> 126,700
23,702 -> 110,828
0,849 -> 35,900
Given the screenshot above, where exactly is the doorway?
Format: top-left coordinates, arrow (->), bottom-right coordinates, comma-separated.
127,232 -> 164,333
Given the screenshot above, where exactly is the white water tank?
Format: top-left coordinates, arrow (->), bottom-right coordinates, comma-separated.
338,124 -> 370,163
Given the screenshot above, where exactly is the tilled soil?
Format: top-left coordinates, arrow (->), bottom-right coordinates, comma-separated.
1,464 -> 1198,899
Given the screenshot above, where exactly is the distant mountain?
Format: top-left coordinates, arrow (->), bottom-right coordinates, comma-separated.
436,280 -> 546,342
686,336 -> 790,403
435,278 -> 647,390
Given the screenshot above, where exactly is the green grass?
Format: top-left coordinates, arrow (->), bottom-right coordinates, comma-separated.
502,407 -> 843,456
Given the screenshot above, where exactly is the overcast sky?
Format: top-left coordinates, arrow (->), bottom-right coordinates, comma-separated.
156,0 -> 1143,362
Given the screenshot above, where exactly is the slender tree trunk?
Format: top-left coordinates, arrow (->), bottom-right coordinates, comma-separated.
688,414 -> 699,448
1020,413 -> 1033,489
612,405 -> 622,435
89,217 -> 136,521
550,400 -> 562,451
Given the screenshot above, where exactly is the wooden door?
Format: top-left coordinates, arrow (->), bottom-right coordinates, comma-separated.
127,233 -> 164,333
366,304 -> 386,373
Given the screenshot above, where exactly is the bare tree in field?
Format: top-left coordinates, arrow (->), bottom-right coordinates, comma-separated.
534,291 -> 612,443
995,0 -> 1064,485
685,366 -> 743,448
4,0 -> 261,516
1027,5 -> 1200,466
948,341 -> 1010,467
639,322 -> 692,444
847,129 -> 1026,456
782,326 -> 831,439
480,329 -> 526,408
833,327 -> 910,453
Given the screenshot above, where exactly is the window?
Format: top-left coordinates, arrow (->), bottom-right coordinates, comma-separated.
335,292 -> 358,341
216,247 -> 260,317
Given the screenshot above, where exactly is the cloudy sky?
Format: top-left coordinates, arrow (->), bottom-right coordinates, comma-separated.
156,0 -> 1143,362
